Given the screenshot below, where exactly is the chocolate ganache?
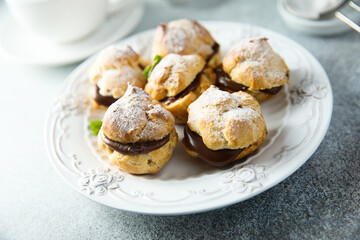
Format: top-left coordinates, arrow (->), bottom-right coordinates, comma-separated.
102,132 -> 170,155
215,66 -> 249,92
160,71 -> 202,105
260,86 -> 282,95
215,66 -> 283,94
183,125 -> 244,167
138,63 -> 145,70
206,42 -> 219,62
92,85 -> 118,107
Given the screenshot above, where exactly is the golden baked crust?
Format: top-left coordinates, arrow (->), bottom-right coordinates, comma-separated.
187,86 -> 267,151
207,50 -> 221,69
164,66 -> 216,123
145,54 -> 205,99
98,84 -> 177,174
151,19 -> 220,67
102,84 -> 175,143
145,54 -> 216,124
222,38 -> 289,90
98,128 -> 178,174
245,90 -> 275,102
88,45 -> 149,103
216,88 -> 278,103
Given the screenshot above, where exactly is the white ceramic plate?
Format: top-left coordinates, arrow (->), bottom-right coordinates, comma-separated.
45,21 -> 333,215
0,0 -> 143,66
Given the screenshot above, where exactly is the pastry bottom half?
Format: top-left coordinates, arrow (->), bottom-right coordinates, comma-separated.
207,51 -> 222,69
98,128 -> 178,174
246,90 -> 276,103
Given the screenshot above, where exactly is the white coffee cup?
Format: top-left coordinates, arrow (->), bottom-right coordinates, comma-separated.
5,0 -> 124,43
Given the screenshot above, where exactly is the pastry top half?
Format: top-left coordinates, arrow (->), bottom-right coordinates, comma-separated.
152,19 -> 219,63
187,85 -> 267,150
145,54 -> 206,100
102,84 -> 175,143
222,37 -> 289,90
89,45 -> 148,99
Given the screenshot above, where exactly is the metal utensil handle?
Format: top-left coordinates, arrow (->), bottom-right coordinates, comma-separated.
335,1 -> 360,33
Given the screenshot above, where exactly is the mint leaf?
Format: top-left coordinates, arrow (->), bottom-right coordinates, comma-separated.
90,120 -> 102,136
143,55 -> 162,79
153,55 -> 162,66
143,65 -> 151,78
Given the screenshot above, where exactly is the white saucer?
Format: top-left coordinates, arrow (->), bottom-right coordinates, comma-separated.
0,0 -> 144,66
277,0 -> 359,35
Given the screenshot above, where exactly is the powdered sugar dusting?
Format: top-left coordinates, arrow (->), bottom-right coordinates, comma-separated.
159,19 -> 215,60
97,66 -> 145,98
166,27 -> 188,53
226,38 -> 288,87
99,45 -> 140,68
147,54 -> 205,98
188,86 -> 265,149
89,45 -> 146,99
102,84 -> 174,143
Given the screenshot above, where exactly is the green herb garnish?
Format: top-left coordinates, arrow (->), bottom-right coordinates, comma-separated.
90,120 -> 102,136
153,55 -> 162,66
143,55 -> 162,79
143,65 -> 151,79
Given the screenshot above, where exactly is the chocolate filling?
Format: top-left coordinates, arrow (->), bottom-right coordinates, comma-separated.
260,86 -> 282,95
215,66 -> 284,95
103,132 -> 170,155
183,125 -> 245,167
160,71 -> 202,105
138,63 -> 145,70
215,66 -> 249,92
92,85 -> 118,107
207,42 -> 220,62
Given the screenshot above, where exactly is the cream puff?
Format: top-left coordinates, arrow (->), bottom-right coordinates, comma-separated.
98,84 -> 178,174
145,54 -> 216,124
151,19 -> 221,68
216,37 -> 289,102
182,86 -> 267,166
88,45 -> 149,108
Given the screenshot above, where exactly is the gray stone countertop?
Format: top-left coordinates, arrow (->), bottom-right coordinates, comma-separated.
0,0 -> 359,239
